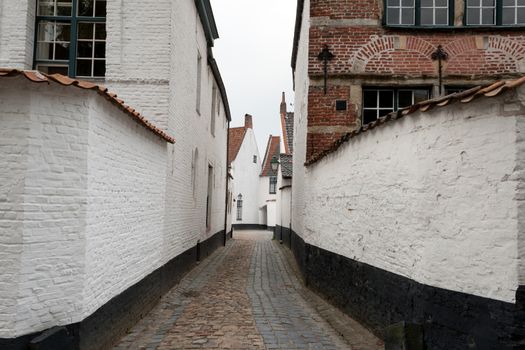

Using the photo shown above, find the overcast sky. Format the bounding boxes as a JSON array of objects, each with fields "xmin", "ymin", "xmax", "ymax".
[{"xmin": 211, "ymin": 0, "xmax": 297, "ymax": 154}]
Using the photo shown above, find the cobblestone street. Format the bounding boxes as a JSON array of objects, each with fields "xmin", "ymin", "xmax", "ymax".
[{"xmin": 114, "ymin": 231, "xmax": 383, "ymax": 350}]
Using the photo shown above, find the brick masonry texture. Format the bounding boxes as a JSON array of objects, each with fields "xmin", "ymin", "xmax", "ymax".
[
  {"xmin": 113, "ymin": 231, "xmax": 382, "ymax": 349},
  {"xmin": 301, "ymin": 0, "xmax": 525, "ymax": 159}
]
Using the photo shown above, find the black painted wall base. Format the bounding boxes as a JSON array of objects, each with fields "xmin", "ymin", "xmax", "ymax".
[
  {"xmin": 285, "ymin": 230, "xmax": 525, "ymax": 349},
  {"xmin": 0, "ymin": 230, "xmax": 227, "ymax": 350},
  {"xmin": 275, "ymin": 225, "xmax": 292, "ymax": 248},
  {"xmin": 232, "ymin": 223, "xmax": 268, "ymax": 231}
]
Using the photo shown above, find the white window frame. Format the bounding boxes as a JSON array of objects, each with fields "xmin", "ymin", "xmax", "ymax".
[
  {"xmin": 386, "ymin": 0, "xmax": 416, "ymax": 25},
  {"xmin": 466, "ymin": 0, "xmax": 496, "ymax": 25},
  {"xmin": 502, "ymin": 0, "xmax": 525, "ymax": 24},
  {"xmin": 420, "ymin": 0, "xmax": 450, "ymax": 25}
]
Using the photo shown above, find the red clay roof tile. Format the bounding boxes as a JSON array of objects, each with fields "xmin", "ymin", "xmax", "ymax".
[
  {"xmin": 261, "ymin": 135, "xmax": 280, "ymax": 177},
  {"xmin": 228, "ymin": 127, "xmax": 247, "ymax": 165},
  {"xmin": 0, "ymin": 68, "xmax": 175, "ymax": 144}
]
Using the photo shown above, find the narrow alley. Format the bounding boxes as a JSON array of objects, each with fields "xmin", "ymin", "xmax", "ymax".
[{"xmin": 113, "ymin": 231, "xmax": 382, "ymax": 350}]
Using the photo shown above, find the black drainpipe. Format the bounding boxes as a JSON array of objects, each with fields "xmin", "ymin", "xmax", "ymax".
[{"xmin": 223, "ymin": 120, "xmax": 231, "ymax": 246}]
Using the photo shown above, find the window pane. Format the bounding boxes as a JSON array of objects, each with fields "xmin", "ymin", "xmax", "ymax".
[
  {"xmin": 55, "ymin": 23, "xmax": 70, "ymax": 41},
  {"xmin": 93, "ymin": 60, "xmax": 105, "ymax": 77},
  {"xmin": 388, "ymin": 0, "xmax": 400, "ymax": 5},
  {"xmin": 37, "ymin": 43, "xmax": 54, "ymax": 60},
  {"xmin": 378, "ymin": 109, "xmax": 394, "ymax": 118},
  {"xmin": 503, "ymin": 7, "xmax": 515, "ymax": 24},
  {"xmin": 518, "ymin": 8, "xmax": 525, "ymax": 23},
  {"xmin": 436, "ymin": 0, "xmax": 448, "ymax": 6},
  {"xmin": 77, "ymin": 42, "xmax": 93, "ymax": 58},
  {"xmin": 76, "ymin": 59, "xmax": 92, "ymax": 76},
  {"xmin": 54, "ymin": 42, "xmax": 70, "ymax": 59},
  {"xmin": 387, "ymin": 8, "xmax": 400, "ymax": 24},
  {"xmin": 363, "ymin": 110, "xmax": 377, "ymax": 125},
  {"xmin": 363, "ymin": 91, "xmax": 377, "ymax": 108},
  {"xmin": 519, "ymin": 0, "xmax": 525, "ymax": 5},
  {"xmin": 78, "ymin": 0, "xmax": 94, "ymax": 16},
  {"xmin": 467, "ymin": 8, "xmax": 480, "ymax": 24},
  {"xmin": 95, "ymin": 0, "xmax": 107, "ymax": 17},
  {"xmin": 39, "ymin": 3, "xmax": 55, "ymax": 16},
  {"xmin": 413, "ymin": 90, "xmax": 429, "ymax": 103},
  {"xmin": 398, "ymin": 91, "xmax": 413, "ymax": 108},
  {"xmin": 95, "ymin": 23, "xmax": 106, "ymax": 40},
  {"xmin": 379, "ymin": 90, "xmax": 394, "ymax": 108},
  {"xmin": 56, "ymin": 1, "xmax": 72, "ymax": 16},
  {"xmin": 482, "ymin": 8, "xmax": 495, "ymax": 24},
  {"xmin": 78, "ymin": 23, "xmax": 94, "ymax": 39},
  {"xmin": 402, "ymin": 0, "xmax": 414, "ymax": 5},
  {"xmin": 401, "ymin": 8, "xmax": 414, "ymax": 24},
  {"xmin": 482, "ymin": 0, "xmax": 495, "ymax": 5},
  {"xmin": 503, "ymin": 0, "xmax": 515, "ymax": 5},
  {"xmin": 420, "ymin": 8, "xmax": 433, "ymax": 25},
  {"xmin": 435, "ymin": 8, "xmax": 448, "ymax": 24},
  {"xmin": 37, "ymin": 65, "xmax": 68, "ymax": 75},
  {"xmin": 421, "ymin": 0, "xmax": 432, "ymax": 6},
  {"xmin": 38, "ymin": 21, "xmax": 55, "ymax": 42},
  {"xmin": 94, "ymin": 42, "xmax": 105, "ymax": 58}
]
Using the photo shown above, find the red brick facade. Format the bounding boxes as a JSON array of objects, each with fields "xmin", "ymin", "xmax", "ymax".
[{"xmin": 302, "ymin": 0, "xmax": 525, "ymax": 160}]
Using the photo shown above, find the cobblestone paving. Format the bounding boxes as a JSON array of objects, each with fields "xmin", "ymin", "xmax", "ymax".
[{"xmin": 113, "ymin": 230, "xmax": 382, "ymax": 349}]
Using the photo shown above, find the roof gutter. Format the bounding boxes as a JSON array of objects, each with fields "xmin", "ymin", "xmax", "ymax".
[
  {"xmin": 195, "ymin": 0, "xmax": 219, "ymax": 47},
  {"xmin": 208, "ymin": 49, "xmax": 232, "ymax": 122},
  {"xmin": 291, "ymin": 0, "xmax": 305, "ymax": 84}
]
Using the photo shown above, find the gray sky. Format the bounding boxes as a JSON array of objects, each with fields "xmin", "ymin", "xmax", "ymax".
[{"xmin": 211, "ymin": 0, "xmax": 296, "ymax": 155}]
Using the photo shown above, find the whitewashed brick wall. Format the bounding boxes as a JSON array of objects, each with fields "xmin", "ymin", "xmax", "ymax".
[
  {"xmin": 0, "ymin": 78, "xmax": 168, "ymax": 337},
  {"xmin": 0, "ymin": 0, "xmax": 34, "ymax": 69},
  {"xmin": 291, "ymin": 0, "xmax": 311, "ymax": 238},
  {"xmin": 294, "ymin": 84, "xmax": 525, "ymax": 304},
  {"xmin": 0, "ymin": 0, "xmax": 229, "ymax": 337}
]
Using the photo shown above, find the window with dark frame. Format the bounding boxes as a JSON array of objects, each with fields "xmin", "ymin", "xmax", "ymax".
[
  {"xmin": 269, "ymin": 176, "xmax": 277, "ymax": 194},
  {"xmin": 362, "ymin": 88, "xmax": 430, "ymax": 125},
  {"xmin": 236, "ymin": 194, "xmax": 243, "ymax": 221},
  {"xmin": 386, "ymin": 0, "xmax": 452, "ymax": 26},
  {"xmin": 35, "ymin": 0, "xmax": 106, "ymax": 78},
  {"xmin": 466, "ymin": 0, "xmax": 525, "ymax": 25}
]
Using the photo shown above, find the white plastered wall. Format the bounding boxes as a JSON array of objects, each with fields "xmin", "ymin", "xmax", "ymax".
[{"xmin": 298, "ymin": 88, "xmax": 525, "ymax": 304}]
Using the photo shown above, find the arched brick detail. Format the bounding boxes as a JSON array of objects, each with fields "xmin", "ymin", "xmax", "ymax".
[
  {"xmin": 406, "ymin": 36, "xmax": 437, "ymax": 57},
  {"xmin": 354, "ymin": 36, "xmax": 397, "ymax": 62},
  {"xmin": 444, "ymin": 49, "xmax": 518, "ymax": 75},
  {"xmin": 352, "ymin": 36, "xmax": 436, "ymax": 73},
  {"xmin": 488, "ymin": 36, "xmax": 525, "ymax": 62},
  {"xmin": 443, "ymin": 36, "xmax": 525, "ymax": 73},
  {"xmin": 443, "ymin": 37, "xmax": 478, "ymax": 57}
]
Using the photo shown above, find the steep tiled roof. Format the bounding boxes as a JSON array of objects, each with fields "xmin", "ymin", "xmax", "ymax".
[
  {"xmin": 283, "ymin": 112, "xmax": 294, "ymax": 154},
  {"xmin": 261, "ymin": 135, "xmax": 281, "ymax": 177},
  {"xmin": 280, "ymin": 153, "xmax": 293, "ymax": 178},
  {"xmin": 228, "ymin": 127, "xmax": 247, "ymax": 165},
  {"xmin": 305, "ymin": 76, "xmax": 525, "ymax": 166},
  {"xmin": 0, "ymin": 68, "xmax": 175, "ymax": 143}
]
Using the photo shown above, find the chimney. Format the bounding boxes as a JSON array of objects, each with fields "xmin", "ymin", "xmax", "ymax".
[
  {"xmin": 245, "ymin": 114, "xmax": 253, "ymax": 129},
  {"xmin": 280, "ymin": 92, "xmax": 287, "ymax": 115}
]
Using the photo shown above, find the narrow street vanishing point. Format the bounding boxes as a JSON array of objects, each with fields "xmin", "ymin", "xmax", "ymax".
[{"xmin": 114, "ymin": 231, "xmax": 383, "ymax": 350}]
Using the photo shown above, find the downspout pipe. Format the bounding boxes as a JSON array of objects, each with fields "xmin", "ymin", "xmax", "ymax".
[{"xmin": 223, "ymin": 120, "xmax": 230, "ymax": 246}]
